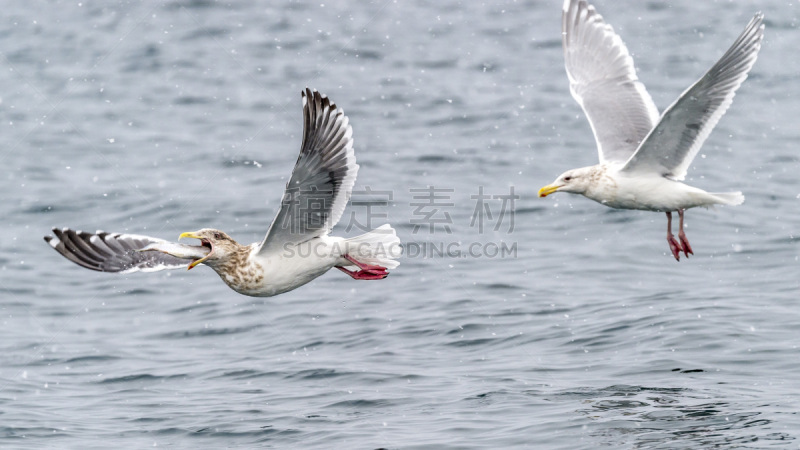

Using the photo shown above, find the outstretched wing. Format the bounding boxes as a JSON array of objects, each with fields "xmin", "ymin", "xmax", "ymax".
[
  {"xmin": 621, "ymin": 13, "xmax": 764, "ymax": 180},
  {"xmin": 562, "ymin": 0, "xmax": 660, "ymax": 163},
  {"xmin": 44, "ymin": 228, "xmax": 207, "ymax": 273},
  {"xmin": 257, "ymin": 88, "xmax": 358, "ymax": 255}
]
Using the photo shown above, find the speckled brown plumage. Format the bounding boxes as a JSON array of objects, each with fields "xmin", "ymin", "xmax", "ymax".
[
  {"xmin": 184, "ymin": 232, "xmax": 267, "ymax": 294},
  {"xmin": 43, "ymin": 89, "xmax": 401, "ymax": 297}
]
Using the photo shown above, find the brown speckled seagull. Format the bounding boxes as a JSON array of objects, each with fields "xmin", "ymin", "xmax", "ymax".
[{"xmin": 45, "ymin": 89, "xmax": 401, "ymax": 297}]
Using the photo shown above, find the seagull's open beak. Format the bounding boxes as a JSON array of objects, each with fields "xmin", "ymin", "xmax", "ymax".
[
  {"xmin": 179, "ymin": 231, "xmax": 212, "ymax": 270},
  {"xmin": 538, "ymin": 184, "xmax": 560, "ymax": 198}
]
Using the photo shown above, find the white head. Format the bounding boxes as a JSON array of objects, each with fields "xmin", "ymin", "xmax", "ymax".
[{"xmin": 538, "ymin": 166, "xmax": 597, "ymax": 197}]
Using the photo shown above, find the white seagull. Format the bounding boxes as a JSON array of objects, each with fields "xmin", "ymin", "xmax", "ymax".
[
  {"xmin": 45, "ymin": 89, "xmax": 401, "ymax": 296},
  {"xmin": 538, "ymin": 0, "xmax": 764, "ymax": 260}
]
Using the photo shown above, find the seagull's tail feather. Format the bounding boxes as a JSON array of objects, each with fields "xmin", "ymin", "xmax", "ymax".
[
  {"xmin": 711, "ymin": 191, "xmax": 745, "ymax": 206},
  {"xmin": 343, "ymin": 224, "xmax": 402, "ymax": 269}
]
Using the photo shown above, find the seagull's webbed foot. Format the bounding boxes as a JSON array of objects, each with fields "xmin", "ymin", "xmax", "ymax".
[
  {"xmin": 336, "ymin": 266, "xmax": 388, "ymax": 280},
  {"xmin": 667, "ymin": 234, "xmax": 683, "ymax": 261},
  {"xmin": 678, "ymin": 231, "xmax": 693, "ymax": 257},
  {"xmin": 336, "ymin": 254, "xmax": 389, "ymax": 280},
  {"xmin": 665, "ymin": 211, "xmax": 683, "ymax": 261}
]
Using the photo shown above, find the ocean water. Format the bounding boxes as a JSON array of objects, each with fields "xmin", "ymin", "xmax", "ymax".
[{"xmin": 1, "ymin": 0, "xmax": 799, "ymax": 448}]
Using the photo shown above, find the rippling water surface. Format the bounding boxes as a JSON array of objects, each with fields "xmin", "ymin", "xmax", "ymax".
[{"xmin": 1, "ymin": 0, "xmax": 799, "ymax": 448}]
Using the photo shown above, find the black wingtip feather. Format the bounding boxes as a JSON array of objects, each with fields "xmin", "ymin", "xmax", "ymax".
[{"xmin": 44, "ymin": 227, "xmax": 193, "ymax": 273}]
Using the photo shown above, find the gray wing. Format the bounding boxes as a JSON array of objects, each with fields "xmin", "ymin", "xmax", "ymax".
[
  {"xmin": 44, "ymin": 228, "xmax": 201, "ymax": 273},
  {"xmin": 562, "ymin": 0, "xmax": 660, "ymax": 163},
  {"xmin": 621, "ymin": 13, "xmax": 764, "ymax": 180},
  {"xmin": 257, "ymin": 88, "xmax": 357, "ymax": 255}
]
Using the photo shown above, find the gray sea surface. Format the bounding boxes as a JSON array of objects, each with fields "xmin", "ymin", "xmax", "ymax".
[{"xmin": 1, "ymin": 0, "xmax": 799, "ymax": 448}]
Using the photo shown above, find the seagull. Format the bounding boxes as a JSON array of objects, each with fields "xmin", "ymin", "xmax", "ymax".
[
  {"xmin": 538, "ymin": 0, "xmax": 764, "ymax": 260},
  {"xmin": 45, "ymin": 89, "xmax": 401, "ymax": 296}
]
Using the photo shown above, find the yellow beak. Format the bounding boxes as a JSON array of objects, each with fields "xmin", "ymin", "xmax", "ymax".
[
  {"xmin": 538, "ymin": 184, "xmax": 560, "ymax": 198},
  {"xmin": 179, "ymin": 231, "xmax": 210, "ymax": 270},
  {"xmin": 179, "ymin": 231, "xmax": 202, "ymax": 240}
]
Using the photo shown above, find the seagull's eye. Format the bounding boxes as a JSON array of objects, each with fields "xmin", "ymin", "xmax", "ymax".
[
  {"xmin": 564, "ymin": 176, "xmax": 572, "ymax": 182},
  {"xmin": 213, "ymin": 232, "xmax": 222, "ymax": 240}
]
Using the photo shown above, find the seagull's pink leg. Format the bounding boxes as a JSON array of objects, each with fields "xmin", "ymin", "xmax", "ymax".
[
  {"xmin": 677, "ymin": 209, "xmax": 693, "ymax": 257},
  {"xmin": 666, "ymin": 212, "xmax": 682, "ymax": 261},
  {"xmin": 335, "ymin": 254, "xmax": 389, "ymax": 280}
]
